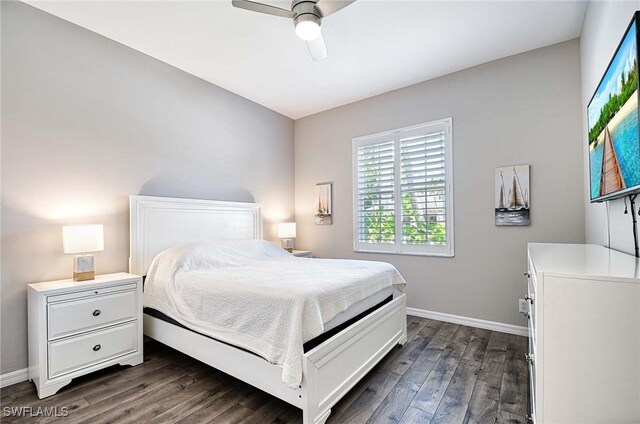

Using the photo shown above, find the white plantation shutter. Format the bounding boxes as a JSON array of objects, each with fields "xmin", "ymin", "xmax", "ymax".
[
  {"xmin": 353, "ymin": 119, "xmax": 454, "ymax": 256},
  {"xmin": 356, "ymin": 139, "xmax": 396, "ymax": 247},
  {"xmin": 400, "ymin": 127, "xmax": 447, "ymax": 247}
]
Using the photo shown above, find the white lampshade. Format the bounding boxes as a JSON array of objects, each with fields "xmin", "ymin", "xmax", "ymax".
[
  {"xmin": 62, "ymin": 225, "xmax": 104, "ymax": 254},
  {"xmin": 277, "ymin": 222, "xmax": 296, "ymax": 239}
]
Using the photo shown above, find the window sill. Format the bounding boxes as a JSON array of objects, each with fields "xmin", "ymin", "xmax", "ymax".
[{"xmin": 353, "ymin": 248, "xmax": 454, "ymax": 258}]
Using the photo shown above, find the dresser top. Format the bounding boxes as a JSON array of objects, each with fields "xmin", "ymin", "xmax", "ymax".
[
  {"xmin": 28, "ymin": 272, "xmax": 141, "ymax": 292},
  {"xmin": 528, "ymin": 243, "xmax": 640, "ymax": 282}
]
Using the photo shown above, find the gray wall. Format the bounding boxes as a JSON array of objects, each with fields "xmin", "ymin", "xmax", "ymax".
[
  {"xmin": 581, "ymin": 1, "xmax": 640, "ymax": 253},
  {"xmin": 1, "ymin": 2, "xmax": 294, "ymax": 374},
  {"xmin": 294, "ymin": 40, "xmax": 585, "ymax": 327}
]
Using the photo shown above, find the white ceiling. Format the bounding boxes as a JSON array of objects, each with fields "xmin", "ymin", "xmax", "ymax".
[{"xmin": 27, "ymin": 0, "xmax": 587, "ymax": 119}]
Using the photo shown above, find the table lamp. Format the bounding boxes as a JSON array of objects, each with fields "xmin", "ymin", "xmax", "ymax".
[
  {"xmin": 277, "ymin": 222, "xmax": 296, "ymax": 253},
  {"xmin": 62, "ymin": 224, "xmax": 104, "ymax": 281}
]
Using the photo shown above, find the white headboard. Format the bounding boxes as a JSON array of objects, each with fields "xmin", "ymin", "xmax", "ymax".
[{"xmin": 129, "ymin": 195, "xmax": 262, "ymax": 276}]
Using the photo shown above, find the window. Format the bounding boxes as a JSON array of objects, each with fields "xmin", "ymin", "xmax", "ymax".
[{"xmin": 353, "ymin": 118, "xmax": 454, "ymax": 257}]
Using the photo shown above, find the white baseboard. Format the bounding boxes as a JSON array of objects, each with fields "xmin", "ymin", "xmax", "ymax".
[
  {"xmin": 407, "ymin": 307, "xmax": 528, "ymax": 337},
  {"xmin": 0, "ymin": 368, "xmax": 29, "ymax": 388}
]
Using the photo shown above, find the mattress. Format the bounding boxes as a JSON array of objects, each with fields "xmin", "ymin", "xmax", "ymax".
[
  {"xmin": 322, "ymin": 286, "xmax": 393, "ymax": 333},
  {"xmin": 143, "ymin": 240, "xmax": 407, "ymax": 387},
  {"xmin": 143, "ymin": 291, "xmax": 393, "ymax": 353}
]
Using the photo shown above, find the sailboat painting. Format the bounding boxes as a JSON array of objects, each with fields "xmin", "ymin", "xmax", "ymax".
[
  {"xmin": 495, "ymin": 165, "xmax": 530, "ymax": 226},
  {"xmin": 315, "ymin": 182, "xmax": 333, "ymax": 225}
]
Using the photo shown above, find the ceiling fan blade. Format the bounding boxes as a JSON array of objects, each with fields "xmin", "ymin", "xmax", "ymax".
[
  {"xmin": 232, "ymin": 0, "xmax": 295, "ymax": 19},
  {"xmin": 307, "ymin": 34, "xmax": 328, "ymax": 61},
  {"xmin": 314, "ymin": 0, "xmax": 356, "ymax": 17}
]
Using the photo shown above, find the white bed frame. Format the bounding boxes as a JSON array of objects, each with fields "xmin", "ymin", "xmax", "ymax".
[{"xmin": 130, "ymin": 195, "xmax": 407, "ymax": 424}]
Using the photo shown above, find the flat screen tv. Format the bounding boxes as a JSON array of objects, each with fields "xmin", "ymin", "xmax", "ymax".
[{"xmin": 589, "ymin": 12, "xmax": 640, "ymax": 202}]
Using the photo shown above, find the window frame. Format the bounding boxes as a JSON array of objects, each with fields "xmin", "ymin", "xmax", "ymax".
[{"xmin": 352, "ymin": 118, "xmax": 455, "ymax": 257}]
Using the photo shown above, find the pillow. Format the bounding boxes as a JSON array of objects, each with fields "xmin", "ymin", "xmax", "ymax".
[{"xmin": 151, "ymin": 239, "xmax": 291, "ymax": 275}]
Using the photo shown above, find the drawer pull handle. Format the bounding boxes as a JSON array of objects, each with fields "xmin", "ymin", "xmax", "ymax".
[
  {"xmin": 525, "ymin": 353, "xmax": 535, "ymax": 364},
  {"xmin": 92, "ymin": 309, "xmax": 101, "ymax": 317},
  {"xmin": 93, "ymin": 344, "xmax": 101, "ymax": 352}
]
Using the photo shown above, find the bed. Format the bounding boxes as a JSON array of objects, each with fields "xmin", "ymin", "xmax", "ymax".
[{"xmin": 130, "ymin": 195, "xmax": 408, "ymax": 424}]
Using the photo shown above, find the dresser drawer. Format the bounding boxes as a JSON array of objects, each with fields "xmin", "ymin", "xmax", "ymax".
[
  {"xmin": 528, "ymin": 358, "xmax": 537, "ymax": 423},
  {"xmin": 48, "ymin": 322, "xmax": 137, "ymax": 379},
  {"xmin": 526, "ymin": 271, "xmax": 537, "ymax": 332},
  {"xmin": 48, "ymin": 290, "xmax": 137, "ymax": 340},
  {"xmin": 527, "ymin": 313, "xmax": 536, "ymax": 358}
]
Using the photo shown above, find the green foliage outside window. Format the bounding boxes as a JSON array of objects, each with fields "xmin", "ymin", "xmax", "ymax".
[
  {"xmin": 401, "ymin": 194, "xmax": 446, "ymax": 244},
  {"xmin": 361, "ymin": 193, "xmax": 446, "ymax": 245}
]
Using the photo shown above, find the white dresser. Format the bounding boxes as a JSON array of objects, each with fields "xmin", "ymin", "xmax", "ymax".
[
  {"xmin": 28, "ymin": 273, "xmax": 143, "ymax": 398},
  {"xmin": 526, "ymin": 243, "xmax": 640, "ymax": 423}
]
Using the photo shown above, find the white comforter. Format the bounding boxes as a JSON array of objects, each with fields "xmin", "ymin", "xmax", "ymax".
[{"xmin": 143, "ymin": 240, "xmax": 406, "ymax": 387}]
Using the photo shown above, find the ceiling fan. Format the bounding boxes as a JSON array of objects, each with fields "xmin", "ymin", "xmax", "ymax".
[{"xmin": 231, "ymin": 0, "xmax": 356, "ymax": 61}]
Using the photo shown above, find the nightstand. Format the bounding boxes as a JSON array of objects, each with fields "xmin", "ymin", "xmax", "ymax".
[
  {"xmin": 292, "ymin": 250, "xmax": 312, "ymax": 258},
  {"xmin": 28, "ymin": 272, "xmax": 143, "ymax": 398}
]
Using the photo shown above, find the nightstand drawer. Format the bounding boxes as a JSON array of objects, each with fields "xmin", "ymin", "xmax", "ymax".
[
  {"xmin": 48, "ymin": 322, "xmax": 137, "ymax": 379},
  {"xmin": 47, "ymin": 282, "xmax": 137, "ymax": 303},
  {"xmin": 48, "ymin": 290, "xmax": 137, "ymax": 340}
]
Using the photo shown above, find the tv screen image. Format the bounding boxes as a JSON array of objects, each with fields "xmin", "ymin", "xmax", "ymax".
[{"xmin": 588, "ymin": 14, "xmax": 640, "ymax": 202}]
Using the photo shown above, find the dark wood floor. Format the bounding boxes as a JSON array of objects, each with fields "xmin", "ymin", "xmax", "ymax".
[{"xmin": 0, "ymin": 317, "xmax": 529, "ymax": 423}]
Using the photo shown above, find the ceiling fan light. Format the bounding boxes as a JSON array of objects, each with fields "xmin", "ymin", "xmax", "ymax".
[{"xmin": 294, "ymin": 14, "xmax": 321, "ymax": 41}]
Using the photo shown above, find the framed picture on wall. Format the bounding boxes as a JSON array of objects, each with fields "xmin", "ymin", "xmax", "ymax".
[
  {"xmin": 315, "ymin": 183, "xmax": 332, "ymax": 225},
  {"xmin": 495, "ymin": 165, "xmax": 530, "ymax": 226}
]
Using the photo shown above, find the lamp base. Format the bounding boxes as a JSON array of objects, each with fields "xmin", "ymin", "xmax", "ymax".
[
  {"xmin": 73, "ymin": 255, "xmax": 95, "ymax": 282},
  {"xmin": 281, "ymin": 238, "xmax": 294, "ymax": 253},
  {"xmin": 74, "ymin": 271, "xmax": 95, "ymax": 281}
]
